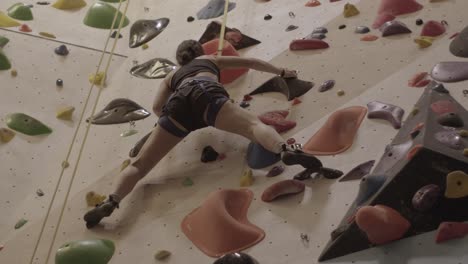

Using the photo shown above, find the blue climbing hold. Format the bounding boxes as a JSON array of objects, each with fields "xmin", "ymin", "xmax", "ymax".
[
  {"xmin": 246, "ymin": 142, "xmax": 280, "ymax": 169},
  {"xmin": 354, "ymin": 174, "xmax": 387, "ymax": 206}
]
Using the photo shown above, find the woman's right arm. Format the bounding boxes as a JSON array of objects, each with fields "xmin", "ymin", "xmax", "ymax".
[{"xmin": 210, "ymin": 56, "xmax": 297, "ymax": 78}]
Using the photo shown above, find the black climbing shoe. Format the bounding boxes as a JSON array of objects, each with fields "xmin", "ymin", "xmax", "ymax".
[
  {"xmin": 84, "ymin": 199, "xmax": 119, "ymax": 229},
  {"xmin": 281, "ymin": 149, "xmax": 323, "ymax": 170}
]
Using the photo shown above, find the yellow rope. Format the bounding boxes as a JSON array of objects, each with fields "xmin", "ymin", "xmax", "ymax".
[
  {"xmin": 28, "ymin": 0, "xmax": 130, "ymax": 263},
  {"xmin": 217, "ymin": 0, "xmax": 230, "ymax": 56}
]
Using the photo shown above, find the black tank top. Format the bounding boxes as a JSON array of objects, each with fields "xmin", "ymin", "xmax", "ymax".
[{"xmin": 170, "ymin": 59, "xmax": 221, "ymax": 90}]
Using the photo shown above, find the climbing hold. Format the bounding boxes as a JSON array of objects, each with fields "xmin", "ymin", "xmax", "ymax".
[
  {"xmin": 464, "ymin": 149, "xmax": 468, "ymax": 157},
  {"xmin": 37, "ymin": 1, "xmax": 50, "ymax": 5},
  {"xmin": 100, "ymin": 0, "xmax": 128, "ymax": 2},
  {"xmin": 0, "ymin": 35, "xmax": 9, "ymax": 48},
  {"xmin": 436, "ymin": 222, "xmax": 468, "ymax": 244},
  {"xmin": 0, "ymin": 51, "xmax": 12, "ymax": 71},
  {"xmin": 412, "ymin": 184, "xmax": 441, "ymax": 212},
  {"xmin": 445, "ymin": 171, "xmax": 468, "ymax": 198},
  {"xmin": 407, "ymin": 144, "xmax": 423, "ymax": 160},
  {"xmin": 56, "ymin": 239, "xmax": 115, "ymax": 264},
  {"xmin": 303, "ymin": 106, "xmax": 367, "ymax": 155},
  {"xmin": 343, "ymin": 3, "xmax": 359, "ymax": 18},
  {"xmin": 354, "ymin": 174, "xmax": 387, "ymax": 206},
  {"xmin": 86, "ymin": 191, "xmax": 106, "ymax": 207},
  {"xmin": 240, "ymin": 169, "xmax": 254, "ymax": 187},
  {"xmin": 416, "ymin": 18, "xmax": 423, "ymax": 26},
  {"xmin": 141, "ymin": 44, "xmax": 149, "ymax": 50},
  {"xmin": 261, "ymin": 180, "xmax": 305, "ymax": 202},
  {"xmin": 240, "ymin": 101, "xmax": 250, "ymax": 108},
  {"xmin": 380, "ymin": 21, "xmax": 412, "ymax": 37},
  {"xmin": 214, "ymin": 253, "xmax": 258, "ymax": 264},
  {"xmin": 89, "ymin": 72, "xmax": 106, "ymax": 86},
  {"xmin": 410, "ymin": 107, "xmax": 419, "ymax": 118},
  {"xmin": 367, "ymin": 101, "xmax": 405, "ymax": 129},
  {"xmin": 429, "ymin": 81, "xmax": 449, "ymax": 94},
  {"xmin": 249, "ymin": 76, "xmax": 313, "ymax": 101},
  {"xmin": 15, "ymin": 218, "xmax": 28, "ymax": 229},
  {"xmin": 130, "ymin": 58, "xmax": 176, "ymax": 79},
  {"xmin": 287, "ymin": 138, "xmax": 296, "ymax": 145},
  {"xmin": 61, "ymin": 161, "xmax": 69, "ymax": 168},
  {"xmin": 355, "ymin": 26, "xmax": 370, "ymax": 34},
  {"xmin": 36, "ymin": 189, "xmax": 44, "ymax": 196},
  {"xmin": 120, "ymin": 129, "xmax": 138, "ymax": 137},
  {"xmin": 187, "ymin": 16, "xmax": 195, "ymax": 22},
  {"xmin": 437, "ymin": 112, "xmax": 464, "ymax": 128},
  {"xmin": 56, "ymin": 78, "xmax": 64, "ymax": 86},
  {"xmin": 376, "ymin": 0, "xmax": 423, "ymax": 17},
  {"xmin": 110, "ymin": 31, "xmax": 122, "ymax": 39},
  {"xmin": 246, "ymin": 142, "xmax": 280, "ymax": 169},
  {"xmin": 243, "ymin": 94, "xmax": 252, "ymax": 101},
  {"xmin": 56, "ymin": 106, "xmax": 75, "ymax": 120},
  {"xmin": 289, "ymin": 39, "xmax": 329, "ymax": 51},
  {"xmin": 83, "ymin": 2, "xmax": 130, "ymax": 29},
  {"xmin": 120, "ymin": 159, "xmax": 131, "ymax": 171},
  {"xmin": 338, "ymin": 24, "xmax": 346, "ymax": 30},
  {"xmin": 372, "ymin": 13, "xmax": 395, "ymax": 29},
  {"xmin": 0, "ymin": 128, "xmax": 15, "ymax": 143},
  {"xmin": 52, "ymin": 0, "xmax": 86, "ymax": 10},
  {"xmin": 460, "ymin": 130, "xmax": 468, "ymax": 138},
  {"xmin": 339, "ymin": 160, "xmax": 375, "ymax": 182},
  {"xmin": 155, "ymin": 250, "xmax": 171, "ymax": 260},
  {"xmin": 55, "ymin": 45, "xmax": 69, "ymax": 56},
  {"xmin": 293, "ymin": 168, "xmax": 316, "ymax": 181},
  {"xmin": 199, "ymin": 21, "xmax": 261, "ymax": 51},
  {"xmin": 431, "ymin": 100, "xmax": 455, "ymax": 115},
  {"xmin": 258, "ymin": 110, "xmax": 296, "ymax": 133},
  {"xmin": 292, "ymin": 98, "xmax": 302, "ymax": 105},
  {"xmin": 414, "ymin": 36, "xmax": 434, "ymax": 49},
  {"xmin": 129, "ymin": 18, "xmax": 170, "ymax": 48},
  {"xmin": 306, "ymin": 33, "xmax": 326, "ymax": 40},
  {"xmin": 87, "ymin": 99, "xmax": 150, "ymax": 125},
  {"xmin": 450, "ymin": 26, "xmax": 468, "ymax": 58},
  {"xmin": 7, "ymin": 3, "xmax": 33, "ymax": 21},
  {"xmin": 421, "ymin": 20, "xmax": 445, "ymax": 37},
  {"xmin": 286, "ymin": 25, "xmax": 298, "ymax": 32},
  {"xmin": 408, "ymin": 72, "xmax": 430, "ymax": 87},
  {"xmin": 266, "ymin": 165, "xmax": 285, "ymax": 177},
  {"xmin": 39, "ymin": 32, "xmax": 56, "ymax": 38},
  {"xmin": 264, "ymin": 14, "xmax": 272, "ymax": 20},
  {"xmin": 305, "ymin": 0, "xmax": 321, "ymax": 7},
  {"xmin": 201, "ymin": 146, "xmax": 219, "ymax": 162},
  {"xmin": 319, "ymin": 167, "xmax": 344, "ymax": 179},
  {"xmin": 0, "ymin": 12, "xmax": 21, "ymax": 27},
  {"xmin": 319, "ymin": 80, "xmax": 335, "ymax": 93},
  {"xmin": 361, "ymin": 34, "xmax": 379, "ymax": 41},
  {"xmin": 337, "ymin": 90, "xmax": 345, "ymax": 96},
  {"xmin": 313, "ymin": 27, "xmax": 328, "ymax": 34},
  {"xmin": 19, "ymin": 24, "xmax": 32, "ymax": 32},
  {"xmin": 197, "ymin": 0, "xmax": 236, "ymax": 20},
  {"xmin": 431, "ymin": 61, "xmax": 468, "ymax": 83},
  {"xmin": 182, "ymin": 177, "xmax": 194, "ymax": 187},
  {"xmin": 355, "ymin": 205, "xmax": 410, "ymax": 245},
  {"xmin": 7, "ymin": 113, "xmax": 52, "ymax": 136}
]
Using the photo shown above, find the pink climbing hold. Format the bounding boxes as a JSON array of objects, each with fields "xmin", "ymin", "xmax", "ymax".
[
  {"xmin": 19, "ymin": 24, "xmax": 32, "ymax": 32},
  {"xmin": 361, "ymin": 34, "xmax": 379, "ymax": 41},
  {"xmin": 408, "ymin": 72, "xmax": 430, "ymax": 87},
  {"xmin": 421, "ymin": 20, "xmax": 446, "ymax": 37},
  {"xmin": 436, "ymin": 222, "xmax": 468, "ymax": 244},
  {"xmin": 305, "ymin": 0, "xmax": 321, "ymax": 7},
  {"xmin": 355, "ymin": 205, "xmax": 411, "ymax": 245},
  {"xmin": 258, "ymin": 110, "xmax": 296, "ymax": 133},
  {"xmin": 450, "ymin": 32, "xmax": 459, "ymax": 40},
  {"xmin": 377, "ymin": 0, "xmax": 423, "ymax": 17},
  {"xmin": 289, "ymin": 39, "xmax": 329, "ymax": 51},
  {"xmin": 292, "ymin": 98, "xmax": 302, "ymax": 105},
  {"xmin": 431, "ymin": 100, "xmax": 456, "ymax": 115},
  {"xmin": 261, "ymin": 180, "xmax": 305, "ymax": 202}
]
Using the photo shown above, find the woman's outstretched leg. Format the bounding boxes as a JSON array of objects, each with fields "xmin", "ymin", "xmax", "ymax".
[{"xmin": 84, "ymin": 124, "xmax": 183, "ymax": 228}]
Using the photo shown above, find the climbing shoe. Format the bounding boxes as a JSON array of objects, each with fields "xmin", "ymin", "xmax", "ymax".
[
  {"xmin": 84, "ymin": 198, "xmax": 119, "ymax": 229},
  {"xmin": 281, "ymin": 149, "xmax": 323, "ymax": 170}
]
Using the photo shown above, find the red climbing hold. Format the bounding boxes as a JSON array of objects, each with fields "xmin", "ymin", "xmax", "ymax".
[
  {"xmin": 305, "ymin": 0, "xmax": 321, "ymax": 7},
  {"xmin": 292, "ymin": 98, "xmax": 302, "ymax": 105},
  {"xmin": 287, "ymin": 138, "xmax": 296, "ymax": 145},
  {"xmin": 431, "ymin": 100, "xmax": 456, "ymax": 115},
  {"xmin": 243, "ymin": 94, "xmax": 253, "ymax": 101},
  {"xmin": 289, "ymin": 39, "xmax": 329, "ymax": 51},
  {"xmin": 258, "ymin": 110, "xmax": 296, "ymax": 133},
  {"xmin": 19, "ymin": 24, "xmax": 32, "ymax": 32},
  {"xmin": 421, "ymin": 20, "xmax": 446, "ymax": 37},
  {"xmin": 372, "ymin": 13, "xmax": 395, "ymax": 29},
  {"xmin": 450, "ymin": 33, "xmax": 459, "ymax": 40},
  {"xmin": 377, "ymin": 0, "xmax": 423, "ymax": 17},
  {"xmin": 361, "ymin": 34, "xmax": 379, "ymax": 41},
  {"xmin": 408, "ymin": 72, "xmax": 430, "ymax": 87},
  {"xmin": 436, "ymin": 222, "xmax": 468, "ymax": 244},
  {"xmin": 261, "ymin": 180, "xmax": 305, "ymax": 202}
]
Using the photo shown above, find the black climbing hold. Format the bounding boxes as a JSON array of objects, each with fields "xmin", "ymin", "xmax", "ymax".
[
  {"xmin": 187, "ymin": 16, "xmax": 195, "ymax": 22},
  {"xmin": 264, "ymin": 14, "xmax": 272, "ymax": 20},
  {"xmin": 289, "ymin": 11, "xmax": 295, "ymax": 18},
  {"xmin": 286, "ymin": 25, "xmax": 298, "ymax": 32},
  {"xmin": 56, "ymin": 79, "xmax": 63, "ymax": 86},
  {"xmin": 54, "ymin": 45, "xmax": 69, "ymax": 56},
  {"xmin": 201, "ymin": 146, "xmax": 219, "ymax": 163},
  {"xmin": 293, "ymin": 168, "xmax": 315, "ymax": 181},
  {"xmin": 319, "ymin": 167, "xmax": 344, "ymax": 179},
  {"xmin": 36, "ymin": 1, "xmax": 50, "ymax": 5},
  {"xmin": 338, "ymin": 24, "xmax": 346, "ymax": 30},
  {"xmin": 313, "ymin": 27, "xmax": 328, "ymax": 34},
  {"xmin": 437, "ymin": 112, "xmax": 464, "ymax": 128},
  {"xmin": 110, "ymin": 31, "xmax": 122, "ymax": 39},
  {"xmin": 429, "ymin": 81, "xmax": 449, "ymax": 94},
  {"xmin": 240, "ymin": 101, "xmax": 250, "ymax": 108},
  {"xmin": 416, "ymin": 19, "xmax": 423, "ymax": 26},
  {"xmin": 214, "ymin": 252, "xmax": 258, "ymax": 264},
  {"xmin": 355, "ymin": 26, "xmax": 370, "ymax": 34}
]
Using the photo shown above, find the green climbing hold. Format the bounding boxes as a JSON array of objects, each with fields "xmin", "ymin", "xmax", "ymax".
[
  {"xmin": 154, "ymin": 250, "xmax": 171, "ymax": 260},
  {"xmin": 6, "ymin": 113, "xmax": 52, "ymax": 136},
  {"xmin": 56, "ymin": 239, "xmax": 115, "ymax": 264},
  {"xmin": 7, "ymin": 3, "xmax": 33, "ymax": 21},
  {"xmin": 182, "ymin": 177, "xmax": 194, "ymax": 186},
  {"xmin": 83, "ymin": 2, "xmax": 129, "ymax": 29},
  {"xmin": 0, "ymin": 35, "xmax": 9, "ymax": 48},
  {"xmin": 15, "ymin": 218, "xmax": 28, "ymax": 229},
  {"xmin": 0, "ymin": 51, "xmax": 11, "ymax": 70}
]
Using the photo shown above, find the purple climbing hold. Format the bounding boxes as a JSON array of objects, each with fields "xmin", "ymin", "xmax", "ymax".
[
  {"xmin": 437, "ymin": 113, "xmax": 464, "ymax": 128},
  {"xmin": 319, "ymin": 80, "xmax": 335, "ymax": 93},
  {"xmin": 431, "ymin": 62, "xmax": 468, "ymax": 83},
  {"xmin": 367, "ymin": 101, "xmax": 405, "ymax": 129},
  {"xmin": 339, "ymin": 160, "xmax": 376, "ymax": 182},
  {"xmin": 54, "ymin": 45, "xmax": 69, "ymax": 56},
  {"xmin": 293, "ymin": 168, "xmax": 316, "ymax": 181},
  {"xmin": 435, "ymin": 127, "xmax": 465, "ymax": 150},
  {"xmin": 266, "ymin": 165, "xmax": 285, "ymax": 177},
  {"xmin": 305, "ymin": 33, "xmax": 326, "ymax": 40},
  {"xmin": 380, "ymin": 20, "xmax": 412, "ymax": 37},
  {"xmin": 412, "ymin": 184, "xmax": 440, "ymax": 212}
]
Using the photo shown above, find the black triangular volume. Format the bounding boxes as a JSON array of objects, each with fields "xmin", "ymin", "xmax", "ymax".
[{"xmin": 199, "ymin": 21, "xmax": 261, "ymax": 50}]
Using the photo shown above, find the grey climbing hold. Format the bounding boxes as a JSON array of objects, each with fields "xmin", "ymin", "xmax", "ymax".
[
  {"xmin": 196, "ymin": 0, "xmax": 236, "ymax": 20},
  {"xmin": 380, "ymin": 20, "xmax": 411, "ymax": 37},
  {"xmin": 313, "ymin": 27, "xmax": 328, "ymax": 34},
  {"xmin": 428, "ymin": 81, "xmax": 449, "ymax": 94},
  {"xmin": 54, "ymin": 45, "xmax": 69, "ymax": 56},
  {"xmin": 450, "ymin": 26, "xmax": 468, "ymax": 58},
  {"xmin": 339, "ymin": 160, "xmax": 376, "ymax": 182},
  {"xmin": 431, "ymin": 61, "xmax": 468, "ymax": 83},
  {"xmin": 367, "ymin": 101, "xmax": 405, "ymax": 129},
  {"xmin": 130, "ymin": 58, "xmax": 176, "ymax": 79},
  {"xmin": 305, "ymin": 33, "xmax": 326, "ymax": 40},
  {"xmin": 214, "ymin": 253, "xmax": 258, "ymax": 264},
  {"xmin": 355, "ymin": 26, "xmax": 370, "ymax": 34},
  {"xmin": 319, "ymin": 167, "xmax": 344, "ymax": 179},
  {"xmin": 437, "ymin": 113, "xmax": 464, "ymax": 128},
  {"xmin": 129, "ymin": 18, "xmax": 169, "ymax": 48},
  {"xmin": 110, "ymin": 31, "xmax": 122, "ymax": 38},
  {"xmin": 319, "ymin": 80, "xmax": 335, "ymax": 92},
  {"xmin": 354, "ymin": 174, "xmax": 387, "ymax": 206},
  {"xmin": 187, "ymin": 16, "xmax": 195, "ymax": 22},
  {"xmin": 56, "ymin": 79, "xmax": 63, "ymax": 86},
  {"xmin": 286, "ymin": 25, "xmax": 298, "ymax": 32},
  {"xmin": 87, "ymin": 98, "xmax": 150, "ymax": 125},
  {"xmin": 36, "ymin": 189, "xmax": 44, "ymax": 196},
  {"xmin": 435, "ymin": 127, "xmax": 465, "ymax": 150}
]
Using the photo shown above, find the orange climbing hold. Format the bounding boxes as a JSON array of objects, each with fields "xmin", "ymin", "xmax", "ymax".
[
  {"xmin": 407, "ymin": 144, "xmax": 423, "ymax": 160},
  {"xmin": 19, "ymin": 24, "xmax": 31, "ymax": 32},
  {"xmin": 361, "ymin": 34, "xmax": 379, "ymax": 41},
  {"xmin": 292, "ymin": 98, "xmax": 302, "ymax": 105}
]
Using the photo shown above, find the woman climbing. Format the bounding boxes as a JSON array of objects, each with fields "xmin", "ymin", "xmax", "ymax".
[{"xmin": 84, "ymin": 39, "xmax": 324, "ymax": 228}]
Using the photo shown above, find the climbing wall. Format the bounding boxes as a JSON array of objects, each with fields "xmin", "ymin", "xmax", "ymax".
[{"xmin": 1, "ymin": 0, "xmax": 468, "ymax": 264}]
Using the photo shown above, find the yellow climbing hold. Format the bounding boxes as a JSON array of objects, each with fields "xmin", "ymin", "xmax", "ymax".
[
  {"xmin": 155, "ymin": 250, "xmax": 171, "ymax": 260},
  {"xmin": 56, "ymin": 106, "xmax": 75, "ymax": 120},
  {"xmin": 411, "ymin": 107, "xmax": 419, "ymax": 116},
  {"xmin": 445, "ymin": 171, "xmax": 468, "ymax": 199},
  {"xmin": 142, "ymin": 43, "xmax": 149, "ymax": 50},
  {"xmin": 337, "ymin": 90, "xmax": 345, "ymax": 96},
  {"xmin": 459, "ymin": 130, "xmax": 468, "ymax": 138},
  {"xmin": 61, "ymin": 161, "xmax": 69, "ymax": 168},
  {"xmin": 10, "ymin": 69, "xmax": 17, "ymax": 77},
  {"xmin": 464, "ymin": 149, "xmax": 468, "ymax": 157},
  {"xmin": 240, "ymin": 169, "xmax": 254, "ymax": 187},
  {"xmin": 89, "ymin": 71, "xmax": 106, "ymax": 86},
  {"xmin": 414, "ymin": 36, "xmax": 434, "ymax": 49},
  {"xmin": 120, "ymin": 159, "xmax": 131, "ymax": 171},
  {"xmin": 0, "ymin": 12, "xmax": 20, "ymax": 28},
  {"xmin": 86, "ymin": 191, "xmax": 106, "ymax": 207},
  {"xmin": 0, "ymin": 127, "xmax": 15, "ymax": 143},
  {"xmin": 343, "ymin": 3, "xmax": 359, "ymax": 18},
  {"xmin": 52, "ymin": 0, "xmax": 87, "ymax": 10},
  {"xmin": 39, "ymin": 32, "xmax": 56, "ymax": 39}
]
